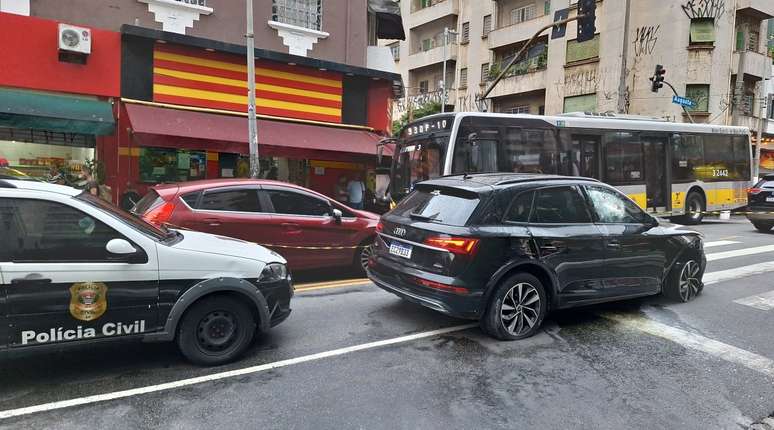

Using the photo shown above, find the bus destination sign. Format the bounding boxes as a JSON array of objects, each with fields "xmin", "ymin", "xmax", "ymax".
[{"xmin": 405, "ymin": 118, "xmax": 452, "ymax": 137}]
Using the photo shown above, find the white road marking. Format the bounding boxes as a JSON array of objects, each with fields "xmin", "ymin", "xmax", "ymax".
[
  {"xmin": 706, "ymin": 244, "xmax": 774, "ymax": 262},
  {"xmin": 0, "ymin": 323, "xmax": 476, "ymax": 420},
  {"xmin": 733, "ymin": 290, "xmax": 774, "ymax": 311},
  {"xmin": 703, "ymin": 261, "xmax": 774, "ymax": 285},
  {"xmin": 703, "ymin": 240, "xmax": 741, "ymax": 248},
  {"xmin": 603, "ymin": 312, "xmax": 774, "ymax": 378}
]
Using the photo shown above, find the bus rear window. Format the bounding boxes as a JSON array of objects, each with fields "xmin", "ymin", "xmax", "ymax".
[{"xmin": 392, "ymin": 189, "xmax": 480, "ymax": 226}]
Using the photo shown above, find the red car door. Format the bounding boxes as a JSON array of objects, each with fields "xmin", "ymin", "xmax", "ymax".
[
  {"xmin": 178, "ymin": 185, "xmax": 272, "ymax": 243},
  {"xmin": 260, "ymin": 186, "xmax": 354, "ymax": 270}
]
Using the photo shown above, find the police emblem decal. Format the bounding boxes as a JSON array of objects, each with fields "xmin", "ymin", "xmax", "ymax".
[{"xmin": 69, "ymin": 282, "xmax": 108, "ymax": 321}]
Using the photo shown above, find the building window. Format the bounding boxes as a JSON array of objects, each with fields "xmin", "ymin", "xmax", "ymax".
[
  {"xmin": 481, "ymin": 63, "xmax": 490, "ymax": 81},
  {"xmin": 544, "ymin": 0, "xmax": 551, "ymax": 15},
  {"xmin": 419, "ymin": 80, "xmax": 429, "ymax": 93},
  {"xmin": 686, "ymin": 84, "xmax": 710, "ymax": 112},
  {"xmin": 389, "ymin": 42, "xmax": 400, "ymax": 61},
  {"xmin": 511, "ymin": 4, "xmax": 536, "ymax": 25},
  {"xmin": 483, "ymin": 15, "xmax": 492, "ymax": 37},
  {"xmin": 272, "ymin": 0, "xmax": 322, "ymax": 31},
  {"xmin": 421, "ymin": 38, "xmax": 434, "ymax": 51},
  {"xmin": 461, "ymin": 22, "xmax": 470, "ymax": 44},
  {"xmin": 566, "ymin": 34, "xmax": 599, "ymax": 63},
  {"xmin": 505, "ymin": 105, "xmax": 530, "ymax": 114},
  {"xmin": 460, "ymin": 68, "xmax": 468, "ymax": 88},
  {"xmin": 563, "ymin": 93, "xmax": 597, "ymax": 113},
  {"xmin": 689, "ymin": 18, "xmax": 714, "ymax": 46}
]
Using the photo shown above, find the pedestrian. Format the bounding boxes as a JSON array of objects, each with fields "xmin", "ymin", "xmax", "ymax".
[
  {"xmin": 81, "ymin": 165, "xmax": 99, "ymax": 197},
  {"xmin": 335, "ymin": 176, "xmax": 349, "ymax": 204},
  {"xmin": 347, "ymin": 173, "xmax": 366, "ymax": 209}
]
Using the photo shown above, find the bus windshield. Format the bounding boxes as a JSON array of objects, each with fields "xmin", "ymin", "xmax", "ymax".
[{"xmin": 392, "ymin": 136, "xmax": 448, "ymax": 199}]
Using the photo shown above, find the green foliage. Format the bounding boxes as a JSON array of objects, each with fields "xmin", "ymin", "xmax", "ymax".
[{"xmin": 391, "ymin": 101, "xmax": 442, "ymax": 136}]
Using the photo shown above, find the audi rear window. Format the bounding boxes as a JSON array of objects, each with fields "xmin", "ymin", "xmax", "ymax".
[{"xmin": 391, "ymin": 188, "xmax": 480, "ymax": 226}]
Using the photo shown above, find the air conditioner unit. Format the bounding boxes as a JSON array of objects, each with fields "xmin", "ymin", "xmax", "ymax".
[{"xmin": 58, "ymin": 23, "xmax": 91, "ymax": 55}]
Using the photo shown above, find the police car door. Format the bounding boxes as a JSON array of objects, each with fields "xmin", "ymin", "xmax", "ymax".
[{"xmin": 0, "ymin": 195, "xmax": 159, "ymax": 348}]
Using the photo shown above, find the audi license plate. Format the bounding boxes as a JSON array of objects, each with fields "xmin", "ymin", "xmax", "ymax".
[
  {"xmin": 766, "ymin": 197, "xmax": 774, "ymax": 202},
  {"xmin": 389, "ymin": 241, "xmax": 413, "ymax": 259}
]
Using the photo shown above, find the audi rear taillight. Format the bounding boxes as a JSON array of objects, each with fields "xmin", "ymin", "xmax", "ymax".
[
  {"xmin": 413, "ymin": 276, "xmax": 469, "ymax": 295},
  {"xmin": 748, "ymin": 187, "xmax": 762, "ymax": 195},
  {"xmin": 424, "ymin": 236, "xmax": 479, "ymax": 255},
  {"xmin": 143, "ymin": 201, "xmax": 175, "ymax": 226}
]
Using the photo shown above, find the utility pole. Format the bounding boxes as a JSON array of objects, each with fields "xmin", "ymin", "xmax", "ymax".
[
  {"xmin": 246, "ymin": 0, "xmax": 259, "ymax": 178},
  {"xmin": 617, "ymin": 0, "xmax": 631, "ymax": 113}
]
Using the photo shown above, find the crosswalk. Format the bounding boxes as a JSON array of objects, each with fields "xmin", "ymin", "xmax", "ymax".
[{"xmin": 703, "ymin": 239, "xmax": 774, "ymax": 311}]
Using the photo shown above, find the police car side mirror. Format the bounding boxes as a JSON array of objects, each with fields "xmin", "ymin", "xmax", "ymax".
[
  {"xmin": 106, "ymin": 238, "xmax": 142, "ymax": 263},
  {"xmin": 332, "ymin": 208, "xmax": 343, "ymax": 224}
]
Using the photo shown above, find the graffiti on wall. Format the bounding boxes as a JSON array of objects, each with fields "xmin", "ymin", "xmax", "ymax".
[
  {"xmin": 393, "ymin": 90, "xmax": 445, "ymax": 114},
  {"xmin": 633, "ymin": 25, "xmax": 660, "ymax": 57},
  {"xmin": 681, "ymin": 0, "xmax": 725, "ymax": 21},
  {"xmin": 562, "ymin": 68, "xmax": 599, "ymax": 96},
  {"xmin": 457, "ymin": 91, "xmax": 492, "ymax": 112}
]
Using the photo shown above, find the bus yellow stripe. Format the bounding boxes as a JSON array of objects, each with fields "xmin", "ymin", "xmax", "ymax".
[
  {"xmin": 154, "ymin": 51, "xmax": 342, "ymax": 88},
  {"xmin": 153, "ymin": 84, "xmax": 342, "ymax": 117},
  {"xmin": 153, "ymin": 67, "xmax": 342, "ymax": 102}
]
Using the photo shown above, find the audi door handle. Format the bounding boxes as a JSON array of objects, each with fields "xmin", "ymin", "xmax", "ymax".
[{"xmin": 607, "ymin": 241, "xmax": 622, "ymax": 249}]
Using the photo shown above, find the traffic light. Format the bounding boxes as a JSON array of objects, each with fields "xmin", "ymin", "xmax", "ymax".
[
  {"xmin": 577, "ymin": 0, "xmax": 596, "ymax": 43},
  {"xmin": 651, "ymin": 64, "xmax": 666, "ymax": 93}
]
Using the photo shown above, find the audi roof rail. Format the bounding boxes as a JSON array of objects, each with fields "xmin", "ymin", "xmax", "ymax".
[{"xmin": 494, "ymin": 175, "xmax": 600, "ymax": 186}]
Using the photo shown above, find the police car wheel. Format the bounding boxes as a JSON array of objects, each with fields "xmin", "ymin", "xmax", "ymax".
[{"xmin": 177, "ymin": 296, "xmax": 256, "ymax": 366}]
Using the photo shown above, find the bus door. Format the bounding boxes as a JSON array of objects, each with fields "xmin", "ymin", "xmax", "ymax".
[
  {"xmin": 642, "ymin": 135, "xmax": 670, "ymax": 213},
  {"xmin": 571, "ymin": 135, "xmax": 601, "ymax": 179}
]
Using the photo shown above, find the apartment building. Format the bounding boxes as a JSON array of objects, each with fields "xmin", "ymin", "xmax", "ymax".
[{"xmin": 387, "ymin": 0, "xmax": 774, "ymax": 136}]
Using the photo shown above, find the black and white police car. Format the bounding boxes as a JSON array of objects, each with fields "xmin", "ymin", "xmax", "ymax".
[{"xmin": 0, "ymin": 179, "xmax": 292, "ymax": 366}]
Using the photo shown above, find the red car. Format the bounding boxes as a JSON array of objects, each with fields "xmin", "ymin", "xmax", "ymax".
[{"xmin": 132, "ymin": 179, "xmax": 379, "ymax": 273}]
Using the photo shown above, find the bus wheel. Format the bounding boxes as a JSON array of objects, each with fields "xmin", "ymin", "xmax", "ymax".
[{"xmin": 679, "ymin": 192, "xmax": 705, "ymax": 225}]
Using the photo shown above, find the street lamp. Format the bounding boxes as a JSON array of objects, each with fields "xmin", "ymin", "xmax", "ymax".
[
  {"xmin": 246, "ymin": 0, "xmax": 259, "ymax": 178},
  {"xmin": 440, "ymin": 27, "xmax": 458, "ymax": 113}
]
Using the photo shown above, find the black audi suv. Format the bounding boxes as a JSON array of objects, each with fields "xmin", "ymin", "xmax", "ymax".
[
  {"xmin": 367, "ymin": 173, "xmax": 705, "ymax": 340},
  {"xmin": 746, "ymin": 174, "xmax": 774, "ymax": 232}
]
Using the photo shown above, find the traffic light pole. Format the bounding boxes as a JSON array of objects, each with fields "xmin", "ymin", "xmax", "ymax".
[
  {"xmin": 479, "ymin": 15, "xmax": 585, "ymax": 103},
  {"xmin": 662, "ymin": 80, "xmax": 695, "ymax": 124}
]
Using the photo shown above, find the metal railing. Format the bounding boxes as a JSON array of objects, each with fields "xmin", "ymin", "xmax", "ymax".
[{"xmin": 173, "ymin": 0, "xmax": 207, "ymax": 6}]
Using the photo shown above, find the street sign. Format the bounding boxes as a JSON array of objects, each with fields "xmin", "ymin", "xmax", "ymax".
[
  {"xmin": 672, "ymin": 95, "xmax": 696, "ymax": 108},
  {"xmin": 551, "ymin": 9, "xmax": 569, "ymax": 40}
]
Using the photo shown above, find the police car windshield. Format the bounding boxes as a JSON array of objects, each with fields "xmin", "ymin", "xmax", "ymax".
[{"xmin": 76, "ymin": 192, "xmax": 171, "ymax": 241}]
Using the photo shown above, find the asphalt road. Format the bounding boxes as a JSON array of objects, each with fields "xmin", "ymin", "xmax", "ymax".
[{"xmin": 2, "ymin": 216, "xmax": 774, "ymax": 429}]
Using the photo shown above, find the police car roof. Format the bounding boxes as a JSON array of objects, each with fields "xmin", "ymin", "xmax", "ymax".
[{"xmin": 0, "ymin": 179, "xmax": 82, "ymax": 196}]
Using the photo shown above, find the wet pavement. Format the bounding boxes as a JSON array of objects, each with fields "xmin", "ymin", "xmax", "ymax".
[{"xmin": 2, "ymin": 217, "xmax": 774, "ymax": 429}]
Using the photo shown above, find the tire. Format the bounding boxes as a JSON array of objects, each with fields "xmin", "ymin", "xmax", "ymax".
[
  {"xmin": 176, "ymin": 296, "xmax": 256, "ymax": 366},
  {"xmin": 481, "ymin": 273, "xmax": 548, "ymax": 341},
  {"xmin": 663, "ymin": 258, "xmax": 703, "ymax": 303},
  {"xmin": 678, "ymin": 192, "xmax": 705, "ymax": 225},
  {"xmin": 353, "ymin": 240, "xmax": 374, "ymax": 276},
  {"xmin": 752, "ymin": 222, "xmax": 772, "ymax": 232}
]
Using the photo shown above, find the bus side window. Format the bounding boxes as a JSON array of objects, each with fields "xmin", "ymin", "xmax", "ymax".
[
  {"xmin": 604, "ymin": 131, "xmax": 643, "ymax": 184},
  {"xmin": 673, "ymin": 134, "xmax": 702, "ymax": 182},
  {"xmin": 703, "ymin": 135, "xmax": 734, "ymax": 180},
  {"xmin": 732, "ymin": 135, "xmax": 751, "ymax": 180}
]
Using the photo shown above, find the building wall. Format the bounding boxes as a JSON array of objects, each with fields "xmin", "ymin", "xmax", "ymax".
[
  {"xmin": 388, "ymin": 0, "xmax": 774, "ymax": 133},
  {"xmin": 28, "ymin": 0, "xmax": 368, "ymax": 67}
]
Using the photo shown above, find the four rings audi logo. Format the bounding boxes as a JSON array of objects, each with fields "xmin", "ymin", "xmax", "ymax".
[{"xmin": 393, "ymin": 227, "xmax": 407, "ymax": 237}]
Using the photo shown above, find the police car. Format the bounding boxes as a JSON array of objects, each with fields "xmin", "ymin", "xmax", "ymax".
[{"xmin": 0, "ymin": 179, "xmax": 292, "ymax": 366}]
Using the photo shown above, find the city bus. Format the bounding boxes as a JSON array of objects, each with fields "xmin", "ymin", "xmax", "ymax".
[{"xmin": 387, "ymin": 112, "xmax": 752, "ymax": 224}]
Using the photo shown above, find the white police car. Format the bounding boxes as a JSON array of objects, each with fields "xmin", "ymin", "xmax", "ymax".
[{"xmin": 0, "ymin": 179, "xmax": 292, "ymax": 366}]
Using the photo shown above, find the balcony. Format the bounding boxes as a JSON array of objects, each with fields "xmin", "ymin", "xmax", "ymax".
[
  {"xmin": 408, "ymin": 0, "xmax": 459, "ymax": 29},
  {"xmin": 736, "ymin": 0, "xmax": 774, "ymax": 19},
  {"xmin": 485, "ymin": 57, "xmax": 548, "ymax": 99},
  {"xmin": 732, "ymin": 50, "xmax": 772, "ymax": 79},
  {"xmin": 406, "ymin": 45, "xmax": 456, "ymax": 71},
  {"xmin": 488, "ymin": 14, "xmax": 552, "ymax": 49}
]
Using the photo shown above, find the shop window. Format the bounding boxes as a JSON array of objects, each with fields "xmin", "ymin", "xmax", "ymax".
[
  {"xmin": 566, "ymin": 34, "xmax": 599, "ymax": 63},
  {"xmin": 272, "ymin": 0, "xmax": 322, "ymax": 31},
  {"xmin": 461, "ymin": 22, "xmax": 470, "ymax": 44},
  {"xmin": 460, "ymin": 68, "xmax": 468, "ymax": 88},
  {"xmin": 563, "ymin": 93, "xmax": 597, "ymax": 113},
  {"xmin": 199, "ymin": 188, "xmax": 262, "ymax": 212},
  {"xmin": 689, "ymin": 18, "xmax": 714, "ymax": 46},
  {"xmin": 266, "ymin": 190, "xmax": 331, "ymax": 216},
  {"xmin": 139, "ymin": 148, "xmax": 206, "ymax": 183},
  {"xmin": 0, "ymin": 198, "xmax": 124, "ymax": 263},
  {"xmin": 483, "ymin": 15, "xmax": 492, "ymax": 37},
  {"xmin": 685, "ymin": 84, "xmax": 709, "ymax": 112}
]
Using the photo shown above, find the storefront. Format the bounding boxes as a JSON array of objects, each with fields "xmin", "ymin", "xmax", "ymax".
[
  {"xmin": 0, "ymin": 13, "xmax": 120, "ymax": 192},
  {"xmin": 108, "ymin": 25, "xmax": 400, "ymax": 209}
]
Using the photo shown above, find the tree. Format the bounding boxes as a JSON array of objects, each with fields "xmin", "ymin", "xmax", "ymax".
[{"xmin": 391, "ymin": 101, "xmax": 442, "ymax": 136}]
